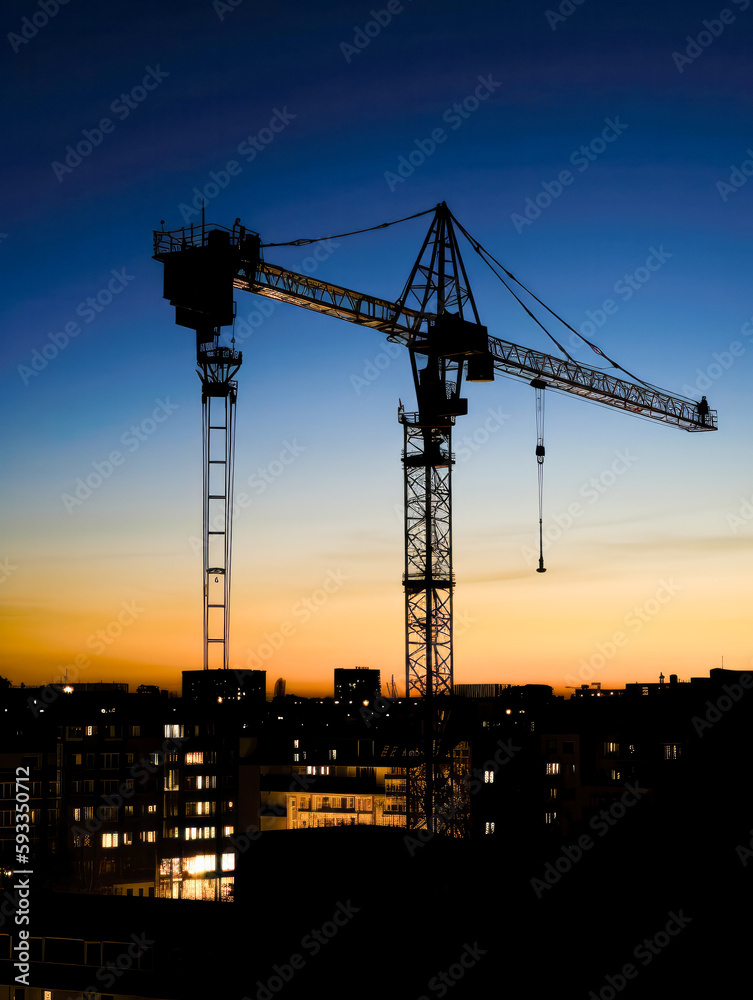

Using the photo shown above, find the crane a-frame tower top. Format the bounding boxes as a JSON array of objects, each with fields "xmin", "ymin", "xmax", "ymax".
[{"xmin": 154, "ymin": 202, "xmax": 716, "ymax": 833}]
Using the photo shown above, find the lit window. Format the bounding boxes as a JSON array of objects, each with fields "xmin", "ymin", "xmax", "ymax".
[
  {"xmin": 184, "ymin": 854, "xmax": 214, "ymax": 874},
  {"xmin": 185, "ymin": 752, "xmax": 204, "ymax": 765},
  {"xmin": 86, "ymin": 726, "xmax": 95, "ymax": 736},
  {"xmin": 73, "ymin": 808, "xmax": 81, "ymax": 821},
  {"xmin": 164, "ymin": 724, "xmax": 183, "ymax": 738},
  {"xmin": 221, "ymin": 853, "xmax": 235, "ymax": 871},
  {"xmin": 329, "ymin": 749, "xmax": 337, "ymax": 760},
  {"xmin": 293, "ymin": 740, "xmax": 299, "ymax": 749},
  {"xmin": 123, "ymin": 832, "xmax": 133, "ymax": 845},
  {"xmin": 485, "ymin": 821, "xmax": 495, "ymax": 835},
  {"xmin": 545, "ymin": 812, "xmax": 556, "ymax": 825},
  {"xmin": 664, "ymin": 744, "xmax": 682, "ymax": 760},
  {"xmin": 484, "ymin": 770, "xmax": 494, "ymax": 784},
  {"xmin": 223, "ymin": 825, "xmax": 234, "ymax": 836},
  {"xmin": 140, "ymin": 830, "xmax": 157, "ymax": 843},
  {"xmin": 604, "ymin": 742, "xmax": 618, "ymax": 754},
  {"xmin": 642, "ymin": 687, "xmax": 649, "ymax": 696},
  {"xmin": 101, "ymin": 833, "xmax": 119, "ymax": 848},
  {"xmin": 549, "ymin": 787, "xmax": 558, "ymax": 799},
  {"xmin": 186, "ymin": 801, "xmax": 214, "ymax": 817},
  {"xmin": 293, "ymin": 753, "xmax": 299, "ymax": 762},
  {"xmin": 545, "ymin": 763, "xmax": 560, "ymax": 775},
  {"xmin": 146, "ymin": 804, "xmax": 157, "ymax": 814},
  {"xmin": 184, "ymin": 826, "xmax": 216, "ymax": 840}
]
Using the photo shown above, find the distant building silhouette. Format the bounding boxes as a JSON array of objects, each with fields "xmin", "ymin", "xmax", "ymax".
[
  {"xmin": 181, "ymin": 669, "xmax": 265, "ymax": 706},
  {"xmin": 334, "ymin": 666, "xmax": 381, "ymax": 703}
]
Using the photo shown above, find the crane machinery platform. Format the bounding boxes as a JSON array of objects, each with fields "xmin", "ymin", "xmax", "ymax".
[{"xmin": 153, "ymin": 203, "xmax": 716, "ymax": 836}]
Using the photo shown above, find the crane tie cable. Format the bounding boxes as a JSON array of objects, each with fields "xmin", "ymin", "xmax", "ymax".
[
  {"xmin": 448, "ymin": 211, "xmax": 656, "ymax": 389},
  {"xmin": 260, "ymin": 207, "xmax": 436, "ymax": 248}
]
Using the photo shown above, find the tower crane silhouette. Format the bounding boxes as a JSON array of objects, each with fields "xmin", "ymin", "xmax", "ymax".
[{"xmin": 153, "ymin": 202, "xmax": 716, "ymax": 834}]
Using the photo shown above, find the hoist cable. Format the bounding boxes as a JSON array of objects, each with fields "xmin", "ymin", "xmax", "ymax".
[{"xmin": 535, "ymin": 385, "xmax": 547, "ymax": 574}]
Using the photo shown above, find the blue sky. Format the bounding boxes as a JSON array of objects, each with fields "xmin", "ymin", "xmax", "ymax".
[{"xmin": 2, "ymin": 0, "xmax": 752, "ymax": 694}]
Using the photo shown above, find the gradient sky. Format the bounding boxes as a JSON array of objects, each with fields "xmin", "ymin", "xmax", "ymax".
[{"xmin": 2, "ymin": 0, "xmax": 752, "ymax": 697}]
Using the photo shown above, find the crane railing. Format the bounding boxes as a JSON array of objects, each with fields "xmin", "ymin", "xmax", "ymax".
[
  {"xmin": 486, "ymin": 335, "xmax": 716, "ymax": 432},
  {"xmin": 235, "ymin": 263, "xmax": 423, "ymax": 337}
]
